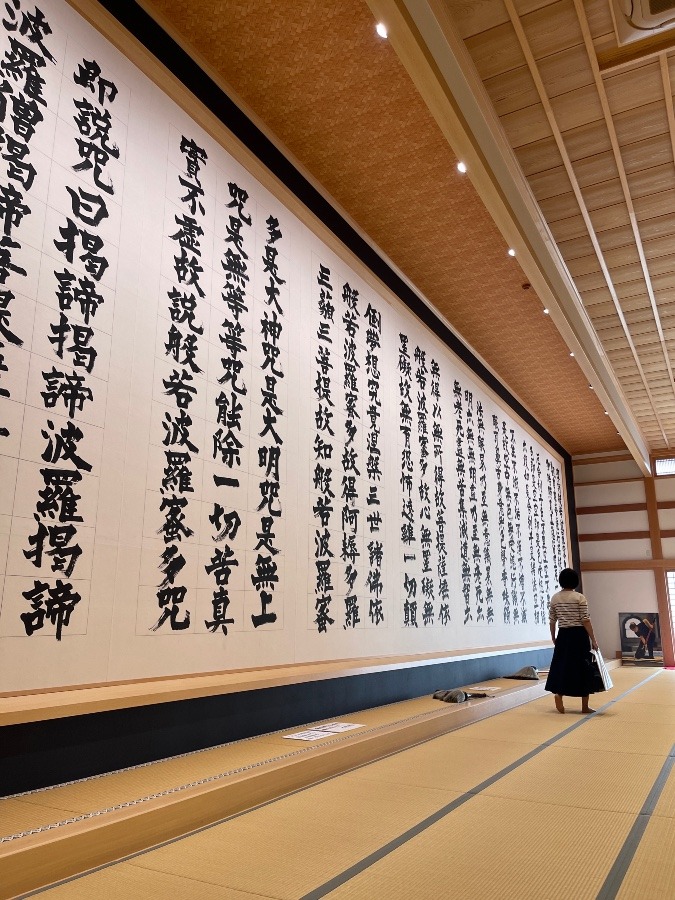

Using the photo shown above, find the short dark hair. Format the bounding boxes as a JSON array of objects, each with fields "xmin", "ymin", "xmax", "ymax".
[{"xmin": 559, "ymin": 568, "xmax": 579, "ymax": 590}]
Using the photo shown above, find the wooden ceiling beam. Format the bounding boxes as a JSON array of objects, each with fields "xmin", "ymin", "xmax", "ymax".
[
  {"xmin": 598, "ymin": 29, "xmax": 675, "ymax": 73},
  {"xmin": 574, "ymin": 0, "xmax": 675, "ymax": 440},
  {"xmin": 366, "ymin": 0, "xmax": 650, "ymax": 468},
  {"xmin": 500, "ymin": 0, "xmax": 668, "ymax": 448}
]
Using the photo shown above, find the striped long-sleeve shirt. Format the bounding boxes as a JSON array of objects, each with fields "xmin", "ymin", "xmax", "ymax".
[{"xmin": 548, "ymin": 589, "xmax": 590, "ymax": 628}]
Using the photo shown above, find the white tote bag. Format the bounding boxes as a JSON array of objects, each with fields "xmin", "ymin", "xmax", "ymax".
[{"xmin": 591, "ymin": 648, "xmax": 613, "ymax": 691}]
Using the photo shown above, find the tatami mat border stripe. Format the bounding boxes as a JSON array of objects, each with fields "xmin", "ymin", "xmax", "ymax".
[
  {"xmin": 300, "ymin": 671, "xmax": 665, "ymax": 900},
  {"xmin": 595, "ymin": 742, "xmax": 675, "ymax": 900},
  {"xmin": 20, "ymin": 672, "xmax": 662, "ymax": 898}
]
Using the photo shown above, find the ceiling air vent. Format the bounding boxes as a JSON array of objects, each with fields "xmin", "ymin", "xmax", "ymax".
[{"xmin": 611, "ymin": 0, "xmax": 675, "ymax": 45}]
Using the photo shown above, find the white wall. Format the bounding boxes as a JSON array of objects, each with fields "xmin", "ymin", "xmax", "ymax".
[
  {"xmin": 581, "ymin": 570, "xmax": 657, "ymax": 658},
  {"xmin": 574, "ymin": 458, "xmax": 659, "ymax": 658}
]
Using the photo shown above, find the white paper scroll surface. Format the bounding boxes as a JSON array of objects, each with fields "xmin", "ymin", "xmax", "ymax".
[{"xmin": 0, "ymin": 0, "xmax": 567, "ymax": 691}]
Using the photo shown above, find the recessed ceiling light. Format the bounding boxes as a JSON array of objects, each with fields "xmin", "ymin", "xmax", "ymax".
[
  {"xmin": 508, "ymin": 248, "xmax": 516, "ymax": 257},
  {"xmin": 376, "ymin": 22, "xmax": 387, "ymax": 38},
  {"xmin": 569, "ymin": 352, "xmax": 574, "ymax": 357},
  {"xmin": 589, "ymin": 384, "xmax": 594, "ymax": 390},
  {"xmin": 457, "ymin": 161, "xmax": 467, "ymax": 174},
  {"xmin": 543, "ymin": 308, "xmax": 549, "ymax": 314},
  {"xmin": 605, "ymin": 411, "xmax": 609, "ymax": 415}
]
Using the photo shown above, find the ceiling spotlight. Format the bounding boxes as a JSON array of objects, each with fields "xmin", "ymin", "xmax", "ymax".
[
  {"xmin": 569, "ymin": 352, "xmax": 574, "ymax": 357},
  {"xmin": 457, "ymin": 161, "xmax": 467, "ymax": 174},
  {"xmin": 605, "ymin": 411, "xmax": 609, "ymax": 415},
  {"xmin": 589, "ymin": 384, "xmax": 594, "ymax": 390},
  {"xmin": 508, "ymin": 248, "xmax": 516, "ymax": 257},
  {"xmin": 376, "ymin": 22, "xmax": 388, "ymax": 38},
  {"xmin": 543, "ymin": 308, "xmax": 549, "ymax": 315}
]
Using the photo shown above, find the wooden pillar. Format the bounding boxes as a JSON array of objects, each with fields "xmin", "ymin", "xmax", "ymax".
[{"xmin": 645, "ymin": 476, "xmax": 675, "ymax": 667}]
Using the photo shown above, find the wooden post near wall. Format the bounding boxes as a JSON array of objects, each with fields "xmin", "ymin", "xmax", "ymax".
[{"xmin": 644, "ymin": 477, "xmax": 674, "ymax": 667}]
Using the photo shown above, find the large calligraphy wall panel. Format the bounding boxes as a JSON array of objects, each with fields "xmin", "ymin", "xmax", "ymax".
[{"xmin": 0, "ymin": 0, "xmax": 569, "ymax": 691}]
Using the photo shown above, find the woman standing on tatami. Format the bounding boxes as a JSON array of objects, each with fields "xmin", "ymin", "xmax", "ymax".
[{"xmin": 545, "ymin": 568, "xmax": 599, "ymax": 714}]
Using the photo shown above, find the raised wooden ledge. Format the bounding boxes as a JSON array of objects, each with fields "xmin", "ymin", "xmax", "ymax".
[
  {"xmin": 0, "ymin": 643, "xmax": 550, "ymax": 727},
  {"xmin": 0, "ymin": 677, "xmax": 545, "ymax": 899}
]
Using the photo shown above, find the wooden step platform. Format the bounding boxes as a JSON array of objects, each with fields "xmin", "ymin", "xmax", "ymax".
[
  {"xmin": 0, "ymin": 644, "xmax": 551, "ymax": 726},
  {"xmin": 0, "ymin": 645, "xmax": 554, "ymax": 797},
  {"xmin": 0, "ymin": 673, "xmax": 548, "ymax": 899}
]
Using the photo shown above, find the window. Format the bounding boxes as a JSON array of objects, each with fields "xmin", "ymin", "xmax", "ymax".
[
  {"xmin": 667, "ymin": 571, "xmax": 675, "ymax": 608},
  {"xmin": 654, "ymin": 457, "xmax": 675, "ymax": 476}
]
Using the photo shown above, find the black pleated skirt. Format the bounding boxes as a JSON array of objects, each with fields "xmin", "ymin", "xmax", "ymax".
[{"xmin": 545, "ymin": 626, "xmax": 598, "ymax": 697}]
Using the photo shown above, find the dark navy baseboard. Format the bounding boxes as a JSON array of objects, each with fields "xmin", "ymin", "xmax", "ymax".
[{"xmin": 1, "ymin": 648, "xmax": 552, "ymax": 797}]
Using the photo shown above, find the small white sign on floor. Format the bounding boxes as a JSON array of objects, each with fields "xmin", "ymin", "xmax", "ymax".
[
  {"xmin": 284, "ymin": 722, "xmax": 364, "ymax": 741},
  {"xmin": 313, "ymin": 722, "xmax": 364, "ymax": 733}
]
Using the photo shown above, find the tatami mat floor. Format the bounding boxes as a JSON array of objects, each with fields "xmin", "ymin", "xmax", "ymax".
[{"xmin": 12, "ymin": 667, "xmax": 675, "ymax": 899}]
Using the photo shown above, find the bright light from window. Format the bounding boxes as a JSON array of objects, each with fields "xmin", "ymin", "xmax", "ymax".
[
  {"xmin": 666, "ymin": 571, "xmax": 675, "ymax": 608},
  {"xmin": 376, "ymin": 22, "xmax": 387, "ymax": 38},
  {"xmin": 655, "ymin": 457, "xmax": 675, "ymax": 476}
]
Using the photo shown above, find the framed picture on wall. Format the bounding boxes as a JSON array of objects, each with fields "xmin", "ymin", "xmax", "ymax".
[{"xmin": 619, "ymin": 613, "xmax": 662, "ymax": 666}]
